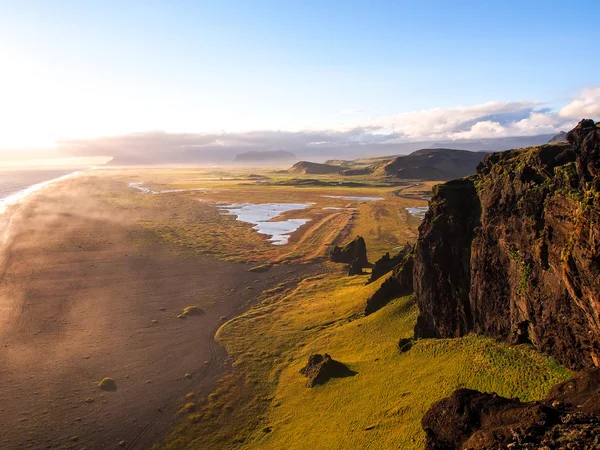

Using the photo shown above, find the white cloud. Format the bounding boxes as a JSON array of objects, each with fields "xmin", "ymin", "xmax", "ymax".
[
  {"xmin": 337, "ymin": 89, "xmax": 597, "ymax": 141},
  {"xmin": 559, "ymin": 87, "xmax": 600, "ymax": 119},
  {"xmin": 9, "ymin": 86, "xmax": 598, "ymax": 164}
]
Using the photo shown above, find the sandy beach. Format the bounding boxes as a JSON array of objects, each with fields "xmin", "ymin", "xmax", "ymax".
[{"xmin": 0, "ymin": 174, "xmax": 314, "ymax": 449}]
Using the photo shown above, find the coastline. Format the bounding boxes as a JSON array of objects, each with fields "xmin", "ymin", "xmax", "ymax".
[
  {"xmin": 0, "ymin": 170, "xmax": 81, "ymax": 215},
  {"xmin": 0, "ymin": 174, "xmax": 318, "ymax": 449}
]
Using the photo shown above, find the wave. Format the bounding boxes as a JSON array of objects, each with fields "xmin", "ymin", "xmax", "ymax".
[{"xmin": 0, "ymin": 171, "xmax": 81, "ymax": 216}]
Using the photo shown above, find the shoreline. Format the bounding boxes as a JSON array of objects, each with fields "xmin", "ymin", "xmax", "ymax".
[
  {"xmin": 0, "ymin": 170, "xmax": 81, "ymax": 216},
  {"xmin": 0, "ymin": 175, "xmax": 319, "ymax": 449}
]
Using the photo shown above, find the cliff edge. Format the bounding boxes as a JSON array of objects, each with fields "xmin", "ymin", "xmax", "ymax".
[{"xmin": 413, "ymin": 119, "xmax": 600, "ymax": 370}]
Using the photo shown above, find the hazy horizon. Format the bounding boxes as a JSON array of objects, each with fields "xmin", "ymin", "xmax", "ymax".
[{"xmin": 1, "ymin": 1, "xmax": 599, "ymax": 165}]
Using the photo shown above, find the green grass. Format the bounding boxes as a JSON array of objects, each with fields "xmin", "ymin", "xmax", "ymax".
[{"xmin": 158, "ymin": 270, "xmax": 572, "ymax": 450}]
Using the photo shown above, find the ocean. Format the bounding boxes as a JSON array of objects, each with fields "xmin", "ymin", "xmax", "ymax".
[{"xmin": 0, "ymin": 168, "xmax": 78, "ymax": 214}]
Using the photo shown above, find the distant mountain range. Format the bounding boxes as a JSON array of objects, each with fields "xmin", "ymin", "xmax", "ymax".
[
  {"xmin": 289, "ymin": 148, "xmax": 486, "ymax": 180},
  {"xmin": 547, "ymin": 131, "xmax": 567, "ymax": 143},
  {"xmin": 353, "ymin": 148, "xmax": 487, "ymax": 180},
  {"xmin": 105, "ymin": 132, "xmax": 557, "ymax": 165}
]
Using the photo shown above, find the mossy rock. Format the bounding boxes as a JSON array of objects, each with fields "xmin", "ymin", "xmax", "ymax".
[
  {"xmin": 182, "ymin": 306, "xmax": 205, "ymax": 317},
  {"xmin": 97, "ymin": 377, "xmax": 117, "ymax": 392}
]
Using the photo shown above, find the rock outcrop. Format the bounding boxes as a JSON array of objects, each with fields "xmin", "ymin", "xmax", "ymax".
[
  {"xmin": 422, "ymin": 368, "xmax": 600, "ymax": 450},
  {"xmin": 367, "ymin": 244, "xmax": 413, "ymax": 283},
  {"xmin": 365, "ymin": 247, "xmax": 414, "ymax": 316},
  {"xmin": 414, "ymin": 119, "xmax": 600, "ymax": 370},
  {"xmin": 347, "ymin": 258, "xmax": 364, "ymax": 276},
  {"xmin": 299, "ymin": 354, "xmax": 356, "ymax": 387},
  {"xmin": 330, "ymin": 236, "xmax": 369, "ymax": 267}
]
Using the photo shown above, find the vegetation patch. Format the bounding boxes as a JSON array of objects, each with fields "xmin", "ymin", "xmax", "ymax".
[{"xmin": 158, "ymin": 271, "xmax": 571, "ymax": 450}]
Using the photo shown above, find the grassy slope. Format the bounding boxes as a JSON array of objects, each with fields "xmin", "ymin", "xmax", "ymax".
[{"xmin": 159, "ymin": 270, "xmax": 572, "ymax": 450}]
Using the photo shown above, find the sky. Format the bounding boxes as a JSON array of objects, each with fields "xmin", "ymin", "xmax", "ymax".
[{"xmin": 0, "ymin": 0, "xmax": 599, "ymax": 164}]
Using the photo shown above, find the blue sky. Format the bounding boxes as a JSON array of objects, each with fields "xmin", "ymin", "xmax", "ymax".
[{"xmin": 0, "ymin": 0, "xmax": 598, "ymax": 160}]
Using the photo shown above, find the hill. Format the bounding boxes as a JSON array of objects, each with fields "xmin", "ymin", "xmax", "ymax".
[
  {"xmin": 233, "ymin": 150, "xmax": 296, "ymax": 165},
  {"xmin": 340, "ymin": 148, "xmax": 486, "ymax": 180},
  {"xmin": 288, "ymin": 161, "xmax": 343, "ymax": 174}
]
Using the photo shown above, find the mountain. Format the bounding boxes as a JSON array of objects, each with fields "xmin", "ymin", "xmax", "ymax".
[
  {"xmin": 548, "ymin": 131, "xmax": 568, "ymax": 143},
  {"xmin": 413, "ymin": 119, "xmax": 600, "ymax": 370},
  {"xmin": 426, "ymin": 134, "xmax": 556, "ymax": 152},
  {"xmin": 98, "ymin": 132, "xmax": 559, "ymax": 166},
  {"xmin": 340, "ymin": 148, "xmax": 487, "ymax": 180},
  {"xmin": 288, "ymin": 161, "xmax": 343, "ymax": 174},
  {"xmin": 233, "ymin": 150, "xmax": 296, "ymax": 165}
]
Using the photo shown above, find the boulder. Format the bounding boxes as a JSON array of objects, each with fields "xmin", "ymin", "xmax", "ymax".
[{"xmin": 299, "ymin": 354, "xmax": 356, "ymax": 388}]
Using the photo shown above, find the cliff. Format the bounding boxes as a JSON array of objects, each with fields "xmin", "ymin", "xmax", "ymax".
[{"xmin": 413, "ymin": 119, "xmax": 600, "ymax": 370}]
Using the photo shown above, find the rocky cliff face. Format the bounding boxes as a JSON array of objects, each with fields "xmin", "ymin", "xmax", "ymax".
[{"xmin": 414, "ymin": 119, "xmax": 600, "ymax": 370}]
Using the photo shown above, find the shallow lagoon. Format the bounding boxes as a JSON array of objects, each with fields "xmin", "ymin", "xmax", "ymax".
[
  {"xmin": 218, "ymin": 203, "xmax": 311, "ymax": 245},
  {"xmin": 129, "ymin": 182, "xmax": 208, "ymax": 194},
  {"xmin": 323, "ymin": 195, "xmax": 383, "ymax": 201},
  {"xmin": 406, "ymin": 206, "xmax": 429, "ymax": 219}
]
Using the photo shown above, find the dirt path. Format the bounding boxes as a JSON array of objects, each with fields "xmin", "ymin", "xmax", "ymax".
[{"xmin": 0, "ymin": 175, "xmax": 316, "ymax": 450}]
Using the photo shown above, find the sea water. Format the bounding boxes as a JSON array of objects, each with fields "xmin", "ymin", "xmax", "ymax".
[
  {"xmin": 0, "ymin": 169, "xmax": 79, "ymax": 215},
  {"xmin": 406, "ymin": 206, "xmax": 429, "ymax": 219}
]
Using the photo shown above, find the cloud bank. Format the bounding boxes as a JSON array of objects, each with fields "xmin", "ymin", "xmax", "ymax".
[{"xmin": 56, "ymin": 86, "xmax": 599, "ymax": 164}]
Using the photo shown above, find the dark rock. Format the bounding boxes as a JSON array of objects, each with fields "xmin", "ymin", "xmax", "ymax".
[
  {"xmin": 365, "ymin": 250, "xmax": 414, "ymax": 316},
  {"xmin": 368, "ymin": 243, "xmax": 413, "ymax": 283},
  {"xmin": 414, "ymin": 120, "xmax": 600, "ymax": 370},
  {"xmin": 299, "ymin": 354, "xmax": 356, "ymax": 388},
  {"xmin": 330, "ymin": 236, "xmax": 369, "ymax": 267},
  {"xmin": 422, "ymin": 368, "xmax": 600, "ymax": 450},
  {"xmin": 398, "ymin": 338, "xmax": 412, "ymax": 353},
  {"xmin": 347, "ymin": 258, "xmax": 363, "ymax": 276},
  {"xmin": 546, "ymin": 368, "xmax": 600, "ymax": 415}
]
